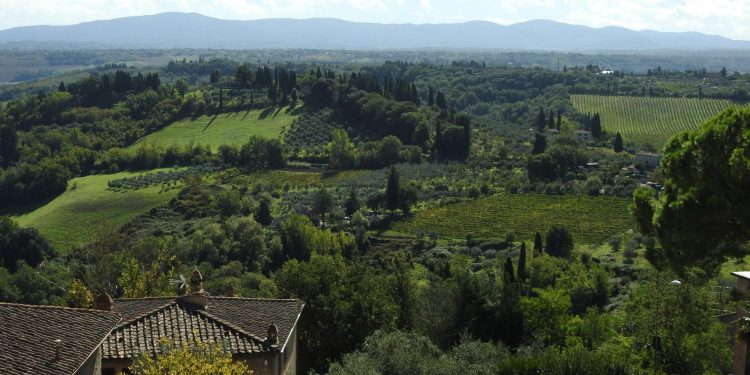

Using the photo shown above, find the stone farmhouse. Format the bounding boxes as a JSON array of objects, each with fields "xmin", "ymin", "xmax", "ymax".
[{"xmin": 0, "ymin": 270, "xmax": 304, "ymax": 375}]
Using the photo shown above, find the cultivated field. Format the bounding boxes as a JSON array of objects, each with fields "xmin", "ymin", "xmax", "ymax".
[
  {"xmin": 571, "ymin": 94, "xmax": 742, "ymax": 146},
  {"xmin": 14, "ymin": 169, "xmax": 180, "ymax": 250},
  {"xmin": 389, "ymin": 194, "xmax": 632, "ymax": 244},
  {"xmin": 129, "ymin": 107, "xmax": 297, "ymax": 150}
]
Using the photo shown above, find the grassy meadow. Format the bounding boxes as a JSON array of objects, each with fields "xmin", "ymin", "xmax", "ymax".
[
  {"xmin": 129, "ymin": 107, "xmax": 297, "ymax": 150},
  {"xmin": 571, "ymin": 94, "xmax": 743, "ymax": 146},
  {"xmin": 13, "ymin": 169, "xmax": 180, "ymax": 250},
  {"xmin": 389, "ymin": 193, "xmax": 632, "ymax": 245}
]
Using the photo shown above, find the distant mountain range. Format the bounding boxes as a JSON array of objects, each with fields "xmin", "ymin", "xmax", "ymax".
[{"xmin": 1, "ymin": 12, "xmax": 749, "ymax": 51}]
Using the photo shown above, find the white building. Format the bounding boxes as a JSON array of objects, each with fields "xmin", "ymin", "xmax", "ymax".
[
  {"xmin": 574, "ymin": 130, "xmax": 592, "ymax": 142},
  {"xmin": 635, "ymin": 152, "xmax": 662, "ymax": 169}
]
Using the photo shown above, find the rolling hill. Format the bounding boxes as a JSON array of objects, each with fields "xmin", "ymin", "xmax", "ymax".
[
  {"xmin": 129, "ymin": 107, "xmax": 296, "ymax": 150},
  {"xmin": 571, "ymin": 95, "xmax": 744, "ymax": 147},
  {"xmin": 13, "ymin": 170, "xmax": 180, "ymax": 250},
  {"xmin": 1, "ymin": 13, "xmax": 749, "ymax": 50}
]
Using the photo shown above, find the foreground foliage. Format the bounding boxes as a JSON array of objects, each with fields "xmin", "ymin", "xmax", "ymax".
[
  {"xmin": 634, "ymin": 107, "xmax": 750, "ymax": 279},
  {"xmin": 131, "ymin": 338, "xmax": 252, "ymax": 375}
]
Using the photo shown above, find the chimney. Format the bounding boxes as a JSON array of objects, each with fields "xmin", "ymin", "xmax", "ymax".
[
  {"xmin": 190, "ymin": 269, "xmax": 203, "ymax": 294},
  {"xmin": 226, "ymin": 284, "xmax": 235, "ymax": 297},
  {"xmin": 54, "ymin": 339, "xmax": 62, "ymax": 362},
  {"xmin": 266, "ymin": 323, "xmax": 278, "ymax": 345},
  {"xmin": 179, "ymin": 269, "xmax": 208, "ymax": 309},
  {"xmin": 94, "ymin": 293, "xmax": 113, "ymax": 311}
]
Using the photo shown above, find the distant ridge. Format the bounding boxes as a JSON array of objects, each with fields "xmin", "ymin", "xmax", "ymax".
[{"xmin": 1, "ymin": 12, "xmax": 749, "ymax": 50}]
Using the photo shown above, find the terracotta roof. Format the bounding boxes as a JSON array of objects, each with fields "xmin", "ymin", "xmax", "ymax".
[
  {"xmin": 105, "ymin": 296, "xmax": 304, "ymax": 360},
  {"xmin": 0, "ymin": 303, "xmax": 121, "ymax": 375}
]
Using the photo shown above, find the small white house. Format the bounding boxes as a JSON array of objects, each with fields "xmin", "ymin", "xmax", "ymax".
[
  {"xmin": 574, "ymin": 130, "xmax": 592, "ymax": 142},
  {"xmin": 635, "ymin": 152, "xmax": 662, "ymax": 169}
]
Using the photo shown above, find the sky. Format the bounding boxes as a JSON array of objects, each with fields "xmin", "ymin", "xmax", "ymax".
[{"xmin": 1, "ymin": 0, "xmax": 749, "ymax": 40}]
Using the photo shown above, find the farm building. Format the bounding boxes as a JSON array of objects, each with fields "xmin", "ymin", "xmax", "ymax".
[
  {"xmin": 635, "ymin": 152, "xmax": 662, "ymax": 169},
  {"xmin": 574, "ymin": 130, "xmax": 592, "ymax": 142},
  {"xmin": 100, "ymin": 270, "xmax": 304, "ymax": 375}
]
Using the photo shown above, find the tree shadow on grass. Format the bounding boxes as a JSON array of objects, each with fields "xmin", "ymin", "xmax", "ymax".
[
  {"xmin": 0, "ymin": 195, "xmax": 57, "ymax": 217},
  {"xmin": 258, "ymin": 106, "xmax": 276, "ymax": 120},
  {"xmin": 202, "ymin": 115, "xmax": 218, "ymax": 132}
]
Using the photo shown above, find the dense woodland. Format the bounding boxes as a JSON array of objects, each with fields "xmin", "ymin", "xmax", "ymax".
[{"xmin": 1, "ymin": 52, "xmax": 750, "ymax": 374}]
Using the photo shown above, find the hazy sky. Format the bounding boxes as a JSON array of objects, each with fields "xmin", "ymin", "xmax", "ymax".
[{"xmin": 2, "ymin": 0, "xmax": 749, "ymax": 40}]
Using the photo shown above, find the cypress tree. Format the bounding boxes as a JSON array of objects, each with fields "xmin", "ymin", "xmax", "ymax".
[
  {"xmin": 532, "ymin": 133, "xmax": 547, "ymax": 154},
  {"xmin": 614, "ymin": 132, "xmax": 624, "ymax": 153},
  {"xmin": 518, "ymin": 242, "xmax": 527, "ymax": 281},
  {"xmin": 268, "ymin": 84, "xmax": 278, "ymax": 104},
  {"xmin": 428, "ymin": 86, "xmax": 435, "ymax": 106},
  {"xmin": 533, "ymin": 232, "xmax": 543, "ymax": 256},
  {"xmin": 504, "ymin": 257, "xmax": 515, "ymax": 284},
  {"xmin": 255, "ymin": 199, "xmax": 272, "ymax": 226},
  {"xmin": 210, "ymin": 69, "xmax": 221, "ymax": 84},
  {"xmin": 537, "ymin": 107, "xmax": 546, "ymax": 132},
  {"xmin": 591, "ymin": 113, "xmax": 602, "ymax": 138},
  {"xmin": 58, "ymin": 81, "xmax": 66, "ymax": 92},
  {"xmin": 556, "ymin": 110, "xmax": 562, "ymax": 130},
  {"xmin": 345, "ymin": 190, "xmax": 360, "ymax": 216},
  {"xmin": 433, "ymin": 120, "xmax": 443, "ymax": 159},
  {"xmin": 436, "ymin": 91, "xmax": 447, "ymax": 109},
  {"xmin": 548, "ymin": 109, "xmax": 555, "ymax": 129},
  {"xmin": 386, "ymin": 166, "xmax": 401, "ymax": 211}
]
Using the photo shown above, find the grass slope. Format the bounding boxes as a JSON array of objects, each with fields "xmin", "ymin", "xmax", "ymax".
[
  {"xmin": 14, "ymin": 169, "xmax": 179, "ymax": 251},
  {"xmin": 390, "ymin": 194, "xmax": 632, "ymax": 245},
  {"xmin": 130, "ymin": 107, "xmax": 297, "ymax": 150},
  {"xmin": 571, "ymin": 95, "xmax": 742, "ymax": 146}
]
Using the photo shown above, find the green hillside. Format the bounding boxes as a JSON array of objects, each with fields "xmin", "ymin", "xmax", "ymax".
[
  {"xmin": 14, "ymin": 169, "xmax": 180, "ymax": 250},
  {"xmin": 389, "ymin": 194, "xmax": 632, "ymax": 245},
  {"xmin": 571, "ymin": 95, "xmax": 742, "ymax": 146},
  {"xmin": 130, "ymin": 107, "xmax": 297, "ymax": 150}
]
